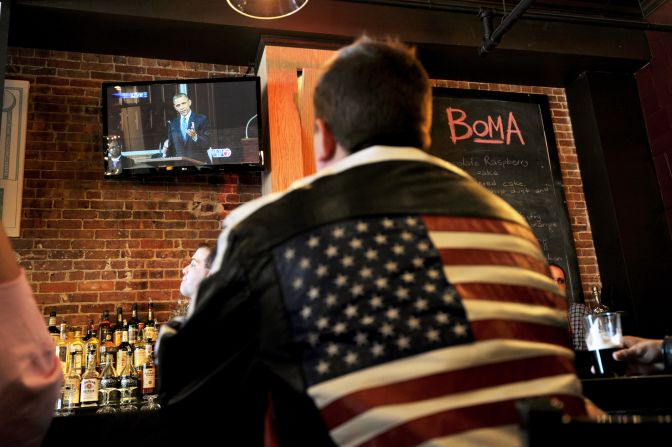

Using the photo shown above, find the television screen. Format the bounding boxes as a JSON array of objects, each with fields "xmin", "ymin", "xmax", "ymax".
[{"xmin": 102, "ymin": 77, "xmax": 262, "ymax": 176}]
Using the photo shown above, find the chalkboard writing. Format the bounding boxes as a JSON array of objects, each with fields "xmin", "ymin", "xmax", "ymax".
[{"xmin": 429, "ymin": 88, "xmax": 581, "ymax": 302}]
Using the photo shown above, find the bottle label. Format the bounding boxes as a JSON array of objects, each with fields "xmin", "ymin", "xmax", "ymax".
[
  {"xmin": 73, "ymin": 352, "xmax": 83, "ymax": 373},
  {"xmin": 143, "ymin": 368, "xmax": 155, "ymax": 390},
  {"xmin": 144, "ymin": 327, "xmax": 156, "ymax": 342},
  {"xmin": 64, "ymin": 377, "xmax": 81, "ymax": 405},
  {"xmin": 134, "ymin": 349, "xmax": 146, "ymax": 368},
  {"xmin": 114, "ymin": 331, "xmax": 122, "ymax": 346},
  {"xmin": 80, "ymin": 378, "xmax": 99, "ymax": 403}
]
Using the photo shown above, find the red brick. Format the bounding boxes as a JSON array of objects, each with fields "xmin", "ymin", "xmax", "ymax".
[
  {"xmin": 40, "ymin": 282, "xmax": 78, "ymax": 293},
  {"xmin": 84, "ymin": 271, "xmax": 101, "ymax": 280},
  {"xmin": 84, "ymin": 250, "xmax": 119, "ymax": 260},
  {"xmin": 79, "ymin": 281, "xmax": 115, "ymax": 292},
  {"xmin": 115, "ymin": 281, "xmax": 149, "ymax": 291},
  {"xmin": 43, "ymin": 304, "xmax": 79, "ymax": 315},
  {"xmin": 149, "ymin": 279, "xmax": 181, "ymax": 290}
]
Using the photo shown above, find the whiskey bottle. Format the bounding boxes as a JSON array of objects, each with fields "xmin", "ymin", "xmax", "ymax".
[
  {"xmin": 116, "ymin": 325, "xmax": 132, "ymax": 377},
  {"xmin": 144, "ymin": 303, "xmax": 156, "ymax": 343},
  {"xmin": 82, "ymin": 319, "xmax": 94, "ymax": 342},
  {"xmin": 97, "ymin": 310, "xmax": 111, "ymax": 342},
  {"xmin": 85, "ymin": 324, "xmax": 100, "ymax": 371},
  {"xmin": 47, "ymin": 311, "xmax": 59, "ymax": 345},
  {"xmin": 129, "ymin": 303, "xmax": 141, "ymax": 328},
  {"xmin": 141, "ymin": 341, "xmax": 156, "ymax": 396},
  {"xmin": 133, "ymin": 331, "xmax": 147, "ymax": 370},
  {"xmin": 113, "ymin": 307, "xmax": 124, "ymax": 347},
  {"xmin": 55, "ymin": 322, "xmax": 69, "ymax": 374},
  {"xmin": 100, "ymin": 328, "xmax": 117, "ymax": 372},
  {"xmin": 80, "ymin": 349, "xmax": 100, "ymax": 407},
  {"xmin": 128, "ymin": 322, "xmax": 138, "ymax": 350},
  {"xmin": 63, "ymin": 350, "xmax": 81, "ymax": 410},
  {"xmin": 69, "ymin": 328, "xmax": 86, "ymax": 375}
]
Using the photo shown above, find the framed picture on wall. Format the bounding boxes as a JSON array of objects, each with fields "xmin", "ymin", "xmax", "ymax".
[{"xmin": 0, "ymin": 79, "xmax": 29, "ymax": 237}]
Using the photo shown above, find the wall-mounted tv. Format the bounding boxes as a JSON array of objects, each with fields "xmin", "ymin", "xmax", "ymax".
[{"xmin": 102, "ymin": 77, "xmax": 262, "ymax": 176}]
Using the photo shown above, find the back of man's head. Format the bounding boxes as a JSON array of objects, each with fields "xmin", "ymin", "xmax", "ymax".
[{"xmin": 314, "ymin": 36, "xmax": 432, "ymax": 153}]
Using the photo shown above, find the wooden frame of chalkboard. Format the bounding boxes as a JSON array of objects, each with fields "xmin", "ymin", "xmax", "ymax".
[{"xmin": 429, "ymin": 87, "xmax": 582, "ymax": 303}]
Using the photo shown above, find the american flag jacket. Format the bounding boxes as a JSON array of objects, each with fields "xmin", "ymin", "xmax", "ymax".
[{"xmin": 157, "ymin": 146, "xmax": 586, "ymax": 446}]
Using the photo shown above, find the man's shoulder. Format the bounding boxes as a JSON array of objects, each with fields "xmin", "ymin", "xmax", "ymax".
[{"xmin": 225, "ymin": 157, "xmax": 528, "ymax": 254}]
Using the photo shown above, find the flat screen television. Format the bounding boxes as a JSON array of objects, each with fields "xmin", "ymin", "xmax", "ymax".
[{"xmin": 102, "ymin": 77, "xmax": 262, "ymax": 176}]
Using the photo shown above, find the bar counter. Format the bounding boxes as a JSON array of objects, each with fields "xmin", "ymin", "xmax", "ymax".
[
  {"xmin": 582, "ymin": 374, "xmax": 672, "ymax": 414},
  {"xmin": 40, "ymin": 375, "xmax": 672, "ymax": 446}
]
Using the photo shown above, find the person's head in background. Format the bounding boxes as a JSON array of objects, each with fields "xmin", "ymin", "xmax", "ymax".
[
  {"xmin": 180, "ymin": 245, "xmax": 212, "ymax": 300},
  {"xmin": 549, "ymin": 263, "xmax": 567, "ymax": 293},
  {"xmin": 312, "ymin": 36, "xmax": 432, "ymax": 170}
]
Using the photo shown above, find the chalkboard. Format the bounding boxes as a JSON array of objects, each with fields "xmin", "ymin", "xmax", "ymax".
[{"xmin": 429, "ymin": 88, "xmax": 581, "ymax": 302}]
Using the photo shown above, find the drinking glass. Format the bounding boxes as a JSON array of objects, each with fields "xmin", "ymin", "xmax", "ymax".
[
  {"xmin": 584, "ymin": 311, "xmax": 625, "ymax": 376},
  {"xmin": 119, "ymin": 387, "xmax": 138, "ymax": 412},
  {"xmin": 140, "ymin": 395, "xmax": 161, "ymax": 411},
  {"xmin": 96, "ymin": 389, "xmax": 117, "ymax": 414}
]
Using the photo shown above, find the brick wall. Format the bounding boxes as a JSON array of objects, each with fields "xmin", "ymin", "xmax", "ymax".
[
  {"xmin": 6, "ymin": 47, "xmax": 600, "ymax": 329},
  {"xmin": 433, "ymin": 79, "xmax": 600, "ymax": 299},
  {"xmin": 6, "ymin": 47, "xmax": 262, "ymax": 326}
]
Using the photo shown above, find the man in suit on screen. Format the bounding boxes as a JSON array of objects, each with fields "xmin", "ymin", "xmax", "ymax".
[
  {"xmin": 165, "ymin": 92, "xmax": 210, "ymax": 163},
  {"xmin": 157, "ymin": 36, "xmax": 591, "ymax": 446}
]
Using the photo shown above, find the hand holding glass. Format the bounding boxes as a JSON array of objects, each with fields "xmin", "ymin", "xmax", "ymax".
[{"xmin": 584, "ymin": 312, "xmax": 625, "ymax": 376}]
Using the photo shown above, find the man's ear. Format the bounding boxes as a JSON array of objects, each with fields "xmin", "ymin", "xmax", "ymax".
[{"xmin": 315, "ymin": 119, "xmax": 337, "ymax": 164}]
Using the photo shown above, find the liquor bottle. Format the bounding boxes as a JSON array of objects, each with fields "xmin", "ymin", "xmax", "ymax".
[
  {"xmin": 144, "ymin": 303, "xmax": 156, "ymax": 343},
  {"xmin": 97, "ymin": 310, "xmax": 111, "ymax": 342},
  {"xmin": 113, "ymin": 307, "xmax": 124, "ymax": 346},
  {"xmin": 100, "ymin": 328, "xmax": 117, "ymax": 372},
  {"xmin": 69, "ymin": 328, "xmax": 86, "ymax": 375},
  {"xmin": 47, "ymin": 311, "xmax": 60, "ymax": 345},
  {"xmin": 128, "ymin": 322, "xmax": 138, "ymax": 349},
  {"xmin": 80, "ymin": 348, "xmax": 100, "ymax": 407},
  {"xmin": 100, "ymin": 349, "xmax": 120, "ymax": 405},
  {"xmin": 141, "ymin": 341, "xmax": 156, "ymax": 396},
  {"xmin": 137, "ymin": 322, "xmax": 145, "ymax": 343},
  {"xmin": 82, "ymin": 319, "xmax": 94, "ymax": 342},
  {"xmin": 129, "ymin": 303, "xmax": 141, "ymax": 328},
  {"xmin": 587, "ymin": 285, "xmax": 609, "ymax": 314},
  {"xmin": 85, "ymin": 325, "xmax": 100, "ymax": 372},
  {"xmin": 116, "ymin": 324, "xmax": 132, "ymax": 377},
  {"xmin": 63, "ymin": 350, "xmax": 81, "ymax": 410},
  {"xmin": 133, "ymin": 330, "xmax": 147, "ymax": 370},
  {"xmin": 55, "ymin": 322, "xmax": 69, "ymax": 374}
]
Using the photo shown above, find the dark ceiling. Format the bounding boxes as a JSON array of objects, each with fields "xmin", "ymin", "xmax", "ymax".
[{"xmin": 7, "ymin": 0, "xmax": 670, "ymax": 86}]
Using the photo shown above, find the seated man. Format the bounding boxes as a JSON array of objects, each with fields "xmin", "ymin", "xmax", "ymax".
[{"xmin": 158, "ymin": 37, "xmax": 588, "ymax": 446}]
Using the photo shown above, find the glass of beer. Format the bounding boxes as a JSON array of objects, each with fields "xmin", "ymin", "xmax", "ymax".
[{"xmin": 584, "ymin": 312, "xmax": 625, "ymax": 376}]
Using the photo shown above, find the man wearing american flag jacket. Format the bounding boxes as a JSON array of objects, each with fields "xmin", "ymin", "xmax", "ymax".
[{"xmin": 157, "ymin": 36, "xmax": 590, "ymax": 446}]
